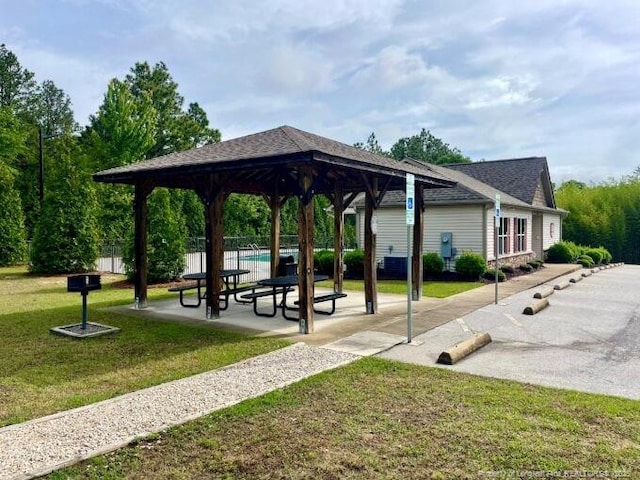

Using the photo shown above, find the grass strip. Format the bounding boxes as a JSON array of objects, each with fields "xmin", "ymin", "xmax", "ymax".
[
  {"xmin": 51, "ymin": 357, "xmax": 640, "ymax": 479},
  {"xmin": 317, "ymin": 278, "xmax": 482, "ymax": 298}
]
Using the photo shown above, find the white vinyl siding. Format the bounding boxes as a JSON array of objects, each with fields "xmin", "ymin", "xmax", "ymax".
[
  {"xmin": 357, "ymin": 207, "xmax": 410, "ymax": 260},
  {"xmin": 357, "ymin": 204, "xmax": 484, "ymax": 262},
  {"xmin": 487, "ymin": 208, "xmax": 533, "ymax": 261},
  {"xmin": 424, "ymin": 205, "xmax": 484, "ymax": 259},
  {"xmin": 543, "ymin": 213, "xmax": 562, "ymax": 249}
]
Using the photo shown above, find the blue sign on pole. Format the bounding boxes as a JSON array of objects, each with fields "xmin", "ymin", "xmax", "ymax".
[{"xmin": 406, "ymin": 173, "xmax": 415, "ymax": 226}]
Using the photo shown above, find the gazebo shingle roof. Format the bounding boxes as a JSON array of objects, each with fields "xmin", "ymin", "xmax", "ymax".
[{"xmin": 94, "ymin": 125, "xmax": 455, "ymax": 195}]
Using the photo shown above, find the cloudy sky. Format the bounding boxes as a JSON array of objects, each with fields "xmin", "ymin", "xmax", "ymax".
[{"xmin": 2, "ymin": 0, "xmax": 638, "ymax": 183}]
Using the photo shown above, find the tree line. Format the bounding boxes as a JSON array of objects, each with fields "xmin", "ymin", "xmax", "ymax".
[
  {"xmin": 555, "ymin": 173, "xmax": 640, "ymax": 264},
  {"xmin": 0, "ymin": 43, "xmax": 469, "ymax": 281}
]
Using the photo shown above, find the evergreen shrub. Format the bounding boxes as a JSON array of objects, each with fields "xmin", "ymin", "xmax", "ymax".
[
  {"xmin": 344, "ymin": 249, "xmax": 365, "ymax": 277},
  {"xmin": 314, "ymin": 249, "xmax": 334, "ymax": 276},
  {"xmin": 123, "ymin": 188, "xmax": 186, "ymax": 283},
  {"xmin": 519, "ymin": 263, "xmax": 533, "ymax": 272},
  {"xmin": 0, "ymin": 164, "xmax": 27, "ymax": 266},
  {"xmin": 577, "ymin": 255, "xmax": 594, "ymax": 268},
  {"xmin": 546, "ymin": 241, "xmax": 580, "ymax": 263},
  {"xmin": 583, "ymin": 248, "xmax": 603, "ymax": 265},
  {"xmin": 454, "ymin": 252, "xmax": 486, "ymax": 280},
  {"xmin": 500, "ymin": 264, "xmax": 515, "ymax": 274},
  {"xmin": 30, "ymin": 140, "xmax": 99, "ymax": 273},
  {"xmin": 422, "ymin": 252, "xmax": 444, "ymax": 277},
  {"xmin": 483, "ymin": 268, "xmax": 506, "ymax": 282}
]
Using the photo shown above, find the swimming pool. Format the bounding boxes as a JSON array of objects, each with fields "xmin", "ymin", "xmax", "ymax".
[{"xmin": 241, "ymin": 252, "xmax": 298, "ymax": 262}]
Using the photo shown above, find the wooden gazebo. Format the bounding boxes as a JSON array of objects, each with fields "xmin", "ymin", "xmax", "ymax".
[{"xmin": 93, "ymin": 126, "xmax": 455, "ymax": 333}]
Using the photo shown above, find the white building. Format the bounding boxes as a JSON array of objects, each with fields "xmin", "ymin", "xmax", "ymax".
[{"xmin": 354, "ymin": 157, "xmax": 565, "ymax": 272}]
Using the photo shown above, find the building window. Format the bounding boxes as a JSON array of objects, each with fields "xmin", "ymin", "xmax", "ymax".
[
  {"xmin": 514, "ymin": 218, "xmax": 527, "ymax": 252},
  {"xmin": 498, "ymin": 217, "xmax": 509, "ymax": 255},
  {"xmin": 550, "ymin": 222, "xmax": 555, "ymax": 238}
]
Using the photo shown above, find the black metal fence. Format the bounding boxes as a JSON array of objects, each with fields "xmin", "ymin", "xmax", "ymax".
[{"xmin": 96, "ymin": 235, "xmax": 335, "ymax": 283}]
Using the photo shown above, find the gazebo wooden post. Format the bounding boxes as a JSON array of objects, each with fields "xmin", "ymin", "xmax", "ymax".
[
  {"xmin": 333, "ymin": 182, "xmax": 344, "ymax": 293},
  {"xmin": 297, "ymin": 166, "xmax": 315, "ymax": 334},
  {"xmin": 133, "ymin": 180, "xmax": 154, "ymax": 308},
  {"xmin": 269, "ymin": 190, "xmax": 282, "ymax": 278},
  {"xmin": 364, "ymin": 178, "xmax": 378, "ymax": 314},
  {"xmin": 412, "ymin": 185, "xmax": 424, "ymax": 300},
  {"xmin": 199, "ymin": 178, "xmax": 226, "ymax": 319}
]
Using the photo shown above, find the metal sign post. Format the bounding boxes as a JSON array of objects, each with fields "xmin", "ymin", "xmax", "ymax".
[
  {"xmin": 406, "ymin": 174, "xmax": 415, "ymax": 343},
  {"xmin": 494, "ymin": 194, "xmax": 501, "ymax": 305}
]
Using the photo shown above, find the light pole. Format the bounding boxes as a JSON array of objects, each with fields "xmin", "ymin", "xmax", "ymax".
[
  {"xmin": 38, "ymin": 127, "xmax": 44, "ymax": 210},
  {"xmin": 38, "ymin": 127, "xmax": 64, "ymax": 210}
]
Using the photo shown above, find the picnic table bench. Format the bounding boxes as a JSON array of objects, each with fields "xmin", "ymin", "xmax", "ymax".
[
  {"xmin": 240, "ymin": 287, "xmax": 291, "ymax": 317},
  {"xmin": 246, "ymin": 274, "xmax": 332, "ymax": 321},
  {"xmin": 293, "ymin": 292, "xmax": 347, "ymax": 315}
]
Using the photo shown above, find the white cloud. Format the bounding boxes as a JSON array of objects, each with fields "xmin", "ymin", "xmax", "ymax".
[
  {"xmin": 10, "ymin": 44, "xmax": 119, "ymax": 125},
  {"xmin": 132, "ymin": 0, "xmax": 402, "ymax": 43},
  {"xmin": 259, "ymin": 44, "xmax": 336, "ymax": 94},
  {"xmin": 349, "ymin": 45, "xmax": 443, "ymax": 90},
  {"xmin": 466, "ymin": 75, "xmax": 540, "ymax": 110},
  {"xmin": 1, "ymin": 0, "xmax": 639, "ymax": 182}
]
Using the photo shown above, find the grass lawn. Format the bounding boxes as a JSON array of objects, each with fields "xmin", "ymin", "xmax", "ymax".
[
  {"xmin": 51, "ymin": 358, "xmax": 640, "ymax": 479},
  {"xmin": 0, "ymin": 266, "xmax": 290, "ymax": 426},
  {"xmin": 6, "ymin": 266, "xmax": 639, "ymax": 478},
  {"xmin": 317, "ymin": 278, "xmax": 483, "ymax": 298}
]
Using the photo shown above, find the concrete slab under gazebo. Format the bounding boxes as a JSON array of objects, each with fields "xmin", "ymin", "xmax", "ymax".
[{"xmin": 93, "ymin": 125, "xmax": 455, "ymax": 333}]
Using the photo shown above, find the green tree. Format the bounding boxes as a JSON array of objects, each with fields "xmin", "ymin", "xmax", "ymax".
[
  {"xmin": 0, "ymin": 108, "xmax": 28, "ymax": 265},
  {"xmin": 556, "ymin": 175, "xmax": 640, "ymax": 264},
  {"xmin": 123, "ymin": 188, "xmax": 186, "ymax": 283},
  {"xmin": 30, "ymin": 136, "xmax": 99, "ymax": 273},
  {"xmin": 86, "ymin": 78, "xmax": 158, "ymax": 241},
  {"xmin": 123, "ymin": 62, "xmax": 220, "ymax": 240},
  {"xmin": 124, "ymin": 61, "xmax": 220, "ymax": 158},
  {"xmin": 28, "ymin": 79, "xmax": 77, "ymax": 136},
  {"xmin": 0, "ymin": 106, "xmax": 27, "ymax": 165},
  {"xmin": 223, "ymin": 194, "xmax": 270, "ymax": 237},
  {"xmin": 88, "ymin": 78, "xmax": 157, "ymax": 169},
  {"xmin": 0, "ymin": 43, "xmax": 36, "ymax": 110},
  {"xmin": 354, "ymin": 132, "xmax": 389, "ymax": 156},
  {"xmin": 390, "ymin": 128, "xmax": 469, "ymax": 164},
  {"xmin": 0, "ymin": 163, "xmax": 27, "ymax": 265}
]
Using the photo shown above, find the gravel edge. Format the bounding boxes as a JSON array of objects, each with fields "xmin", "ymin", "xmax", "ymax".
[{"xmin": 0, "ymin": 343, "xmax": 359, "ymax": 480}]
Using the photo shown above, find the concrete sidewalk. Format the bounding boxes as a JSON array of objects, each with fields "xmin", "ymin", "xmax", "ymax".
[{"xmin": 288, "ymin": 263, "xmax": 581, "ymax": 346}]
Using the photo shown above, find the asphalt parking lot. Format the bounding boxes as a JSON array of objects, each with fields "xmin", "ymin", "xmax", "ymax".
[{"xmin": 381, "ymin": 264, "xmax": 640, "ymax": 400}]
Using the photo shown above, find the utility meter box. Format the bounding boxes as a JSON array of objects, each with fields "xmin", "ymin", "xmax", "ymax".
[{"xmin": 441, "ymin": 232, "xmax": 453, "ymax": 258}]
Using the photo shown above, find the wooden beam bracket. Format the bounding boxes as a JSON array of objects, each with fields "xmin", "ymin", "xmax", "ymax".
[
  {"xmin": 297, "ymin": 176, "xmax": 320, "ymax": 206},
  {"xmin": 361, "ymin": 173, "xmax": 392, "ymax": 209}
]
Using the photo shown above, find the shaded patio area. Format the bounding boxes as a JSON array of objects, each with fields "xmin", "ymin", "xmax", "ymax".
[{"xmin": 94, "ymin": 125, "xmax": 455, "ymax": 333}]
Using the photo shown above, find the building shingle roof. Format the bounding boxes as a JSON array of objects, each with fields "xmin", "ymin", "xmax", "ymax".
[
  {"xmin": 444, "ymin": 157, "xmax": 553, "ymax": 207},
  {"xmin": 354, "ymin": 156, "xmax": 561, "ymax": 214}
]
